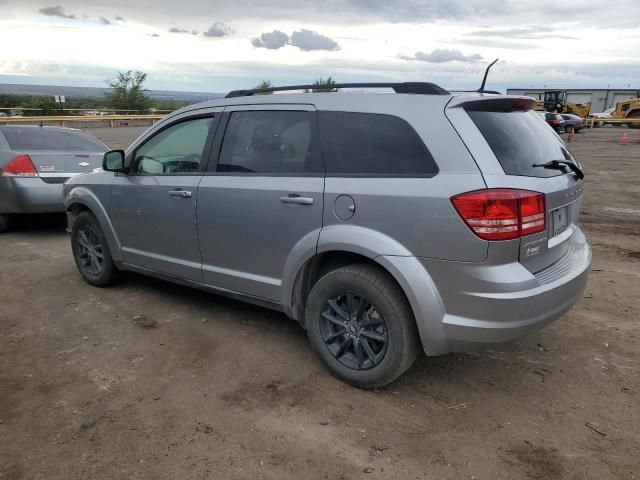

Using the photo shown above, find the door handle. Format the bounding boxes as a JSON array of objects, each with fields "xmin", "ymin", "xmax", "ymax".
[
  {"xmin": 280, "ymin": 195, "xmax": 314, "ymax": 205},
  {"xmin": 168, "ymin": 189, "xmax": 192, "ymax": 198}
]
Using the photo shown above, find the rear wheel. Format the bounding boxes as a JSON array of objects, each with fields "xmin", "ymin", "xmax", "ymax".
[
  {"xmin": 626, "ymin": 110, "xmax": 640, "ymax": 129},
  {"xmin": 0, "ymin": 214, "xmax": 8, "ymax": 233},
  {"xmin": 305, "ymin": 264, "xmax": 420, "ymax": 389},
  {"xmin": 71, "ymin": 211, "xmax": 119, "ymax": 287}
]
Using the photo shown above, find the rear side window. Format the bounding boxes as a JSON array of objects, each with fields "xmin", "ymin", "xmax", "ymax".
[
  {"xmin": 468, "ymin": 110, "xmax": 574, "ymax": 178},
  {"xmin": 217, "ymin": 111, "xmax": 322, "ymax": 174},
  {"xmin": 318, "ymin": 111, "xmax": 438, "ymax": 176},
  {"xmin": 0, "ymin": 127, "xmax": 106, "ymax": 152}
]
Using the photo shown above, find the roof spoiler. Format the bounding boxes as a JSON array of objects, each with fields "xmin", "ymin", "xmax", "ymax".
[{"xmin": 460, "ymin": 97, "xmax": 536, "ymax": 112}]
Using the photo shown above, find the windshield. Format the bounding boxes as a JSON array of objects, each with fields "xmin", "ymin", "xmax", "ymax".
[
  {"xmin": 468, "ymin": 109, "xmax": 575, "ymax": 178},
  {"xmin": 0, "ymin": 127, "xmax": 106, "ymax": 152}
]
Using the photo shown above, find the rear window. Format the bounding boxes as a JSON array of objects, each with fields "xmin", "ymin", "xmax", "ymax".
[
  {"xmin": 468, "ymin": 110, "xmax": 574, "ymax": 178},
  {"xmin": 0, "ymin": 127, "xmax": 106, "ymax": 152},
  {"xmin": 318, "ymin": 111, "xmax": 438, "ymax": 176}
]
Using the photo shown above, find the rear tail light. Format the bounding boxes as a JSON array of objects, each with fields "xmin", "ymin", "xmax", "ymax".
[
  {"xmin": 510, "ymin": 97, "xmax": 536, "ymax": 110},
  {"xmin": 451, "ymin": 189, "xmax": 546, "ymax": 241},
  {"xmin": 2, "ymin": 154, "xmax": 38, "ymax": 177},
  {"xmin": 551, "ymin": 119, "xmax": 561, "ymax": 125}
]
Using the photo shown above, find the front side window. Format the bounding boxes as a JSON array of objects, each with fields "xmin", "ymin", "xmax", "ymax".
[
  {"xmin": 133, "ymin": 117, "xmax": 213, "ymax": 174},
  {"xmin": 318, "ymin": 111, "xmax": 438, "ymax": 176},
  {"xmin": 217, "ymin": 110, "xmax": 322, "ymax": 174}
]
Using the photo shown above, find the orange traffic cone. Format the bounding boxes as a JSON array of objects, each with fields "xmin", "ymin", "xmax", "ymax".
[{"xmin": 620, "ymin": 132, "xmax": 629, "ymax": 145}]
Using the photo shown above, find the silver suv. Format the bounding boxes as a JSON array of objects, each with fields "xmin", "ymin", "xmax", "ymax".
[{"xmin": 64, "ymin": 83, "xmax": 591, "ymax": 388}]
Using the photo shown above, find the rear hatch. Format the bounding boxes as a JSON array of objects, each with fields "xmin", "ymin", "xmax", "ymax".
[
  {"xmin": 1, "ymin": 126, "xmax": 106, "ymax": 183},
  {"xmin": 447, "ymin": 96, "xmax": 584, "ymax": 273}
]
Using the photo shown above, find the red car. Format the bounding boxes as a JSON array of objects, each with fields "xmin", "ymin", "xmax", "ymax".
[{"xmin": 536, "ymin": 111, "xmax": 566, "ymax": 133}]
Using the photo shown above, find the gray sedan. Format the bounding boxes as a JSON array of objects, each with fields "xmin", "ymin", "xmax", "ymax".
[{"xmin": 0, "ymin": 125, "xmax": 107, "ymax": 232}]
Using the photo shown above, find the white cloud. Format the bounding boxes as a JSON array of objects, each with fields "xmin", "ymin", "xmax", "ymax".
[
  {"xmin": 400, "ymin": 49, "xmax": 482, "ymax": 63},
  {"xmin": 252, "ymin": 30, "xmax": 289, "ymax": 49},
  {"xmin": 203, "ymin": 22, "xmax": 232, "ymax": 37},
  {"xmin": 38, "ymin": 5, "xmax": 77, "ymax": 19},
  {"xmin": 289, "ymin": 29, "xmax": 339, "ymax": 51}
]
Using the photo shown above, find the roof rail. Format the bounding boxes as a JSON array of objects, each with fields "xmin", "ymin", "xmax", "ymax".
[
  {"xmin": 450, "ymin": 89, "xmax": 502, "ymax": 95},
  {"xmin": 225, "ymin": 82, "xmax": 450, "ymax": 98}
]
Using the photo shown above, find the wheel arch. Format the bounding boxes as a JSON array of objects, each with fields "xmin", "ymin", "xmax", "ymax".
[
  {"xmin": 65, "ymin": 187, "xmax": 123, "ymax": 262},
  {"xmin": 283, "ymin": 225, "xmax": 447, "ymax": 355}
]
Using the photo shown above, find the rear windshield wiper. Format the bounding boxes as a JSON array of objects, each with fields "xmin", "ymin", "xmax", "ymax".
[{"xmin": 532, "ymin": 160, "xmax": 584, "ymax": 179}]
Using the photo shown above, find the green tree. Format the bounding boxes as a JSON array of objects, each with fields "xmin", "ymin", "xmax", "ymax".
[
  {"xmin": 104, "ymin": 70, "xmax": 151, "ymax": 112},
  {"xmin": 254, "ymin": 80, "xmax": 273, "ymax": 95},
  {"xmin": 305, "ymin": 77, "xmax": 337, "ymax": 93}
]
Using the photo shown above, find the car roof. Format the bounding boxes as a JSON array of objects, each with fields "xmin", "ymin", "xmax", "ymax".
[{"xmin": 163, "ymin": 91, "xmax": 536, "ymax": 124}]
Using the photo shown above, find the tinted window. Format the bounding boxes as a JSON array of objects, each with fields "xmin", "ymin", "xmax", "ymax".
[
  {"xmin": 134, "ymin": 117, "xmax": 213, "ymax": 174},
  {"xmin": 217, "ymin": 111, "xmax": 321, "ymax": 174},
  {"xmin": 1, "ymin": 127, "xmax": 106, "ymax": 152},
  {"xmin": 468, "ymin": 109, "xmax": 575, "ymax": 178},
  {"xmin": 318, "ymin": 112, "xmax": 437, "ymax": 176}
]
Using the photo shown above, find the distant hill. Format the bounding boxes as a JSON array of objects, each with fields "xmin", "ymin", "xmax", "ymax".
[{"xmin": 0, "ymin": 83, "xmax": 225, "ymax": 103}]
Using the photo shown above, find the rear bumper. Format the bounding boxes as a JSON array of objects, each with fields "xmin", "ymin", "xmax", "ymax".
[
  {"xmin": 0, "ymin": 176, "xmax": 65, "ymax": 213},
  {"xmin": 411, "ymin": 228, "xmax": 591, "ymax": 354}
]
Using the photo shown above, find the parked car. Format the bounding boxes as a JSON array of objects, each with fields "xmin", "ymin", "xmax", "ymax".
[
  {"xmin": 590, "ymin": 107, "xmax": 615, "ymax": 119},
  {"xmin": 536, "ymin": 111, "xmax": 566, "ymax": 133},
  {"xmin": 0, "ymin": 125, "xmax": 107, "ymax": 232},
  {"xmin": 561, "ymin": 113, "xmax": 585, "ymax": 132},
  {"xmin": 64, "ymin": 85, "xmax": 591, "ymax": 388}
]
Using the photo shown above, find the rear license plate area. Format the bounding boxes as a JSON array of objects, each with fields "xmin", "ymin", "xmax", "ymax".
[{"xmin": 551, "ymin": 206, "xmax": 569, "ymax": 237}]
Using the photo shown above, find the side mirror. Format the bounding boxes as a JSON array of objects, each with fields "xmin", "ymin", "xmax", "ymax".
[{"xmin": 103, "ymin": 150, "xmax": 127, "ymax": 173}]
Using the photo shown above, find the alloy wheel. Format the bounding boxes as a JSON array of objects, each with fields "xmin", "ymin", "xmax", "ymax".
[
  {"xmin": 76, "ymin": 226, "xmax": 104, "ymax": 276},
  {"xmin": 320, "ymin": 291, "xmax": 388, "ymax": 370}
]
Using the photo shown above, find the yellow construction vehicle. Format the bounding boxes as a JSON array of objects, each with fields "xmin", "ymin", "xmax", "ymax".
[
  {"xmin": 532, "ymin": 90, "xmax": 591, "ymax": 117},
  {"xmin": 611, "ymin": 96, "xmax": 640, "ymax": 127}
]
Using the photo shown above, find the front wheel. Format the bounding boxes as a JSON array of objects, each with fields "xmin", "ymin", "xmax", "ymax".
[
  {"xmin": 71, "ymin": 211, "xmax": 120, "ymax": 287},
  {"xmin": 305, "ymin": 264, "xmax": 420, "ymax": 389}
]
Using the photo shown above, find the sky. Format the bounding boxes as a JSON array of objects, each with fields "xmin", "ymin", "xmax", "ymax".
[{"xmin": 1, "ymin": 0, "xmax": 639, "ymax": 93}]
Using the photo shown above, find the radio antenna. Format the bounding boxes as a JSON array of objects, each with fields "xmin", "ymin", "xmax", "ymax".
[{"xmin": 478, "ymin": 59, "xmax": 499, "ymax": 94}]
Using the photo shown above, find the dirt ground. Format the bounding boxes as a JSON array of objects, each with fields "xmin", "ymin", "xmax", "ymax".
[{"xmin": 1, "ymin": 126, "xmax": 638, "ymax": 480}]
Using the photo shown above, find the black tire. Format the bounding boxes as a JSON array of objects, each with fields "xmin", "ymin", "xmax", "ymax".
[
  {"xmin": 305, "ymin": 264, "xmax": 420, "ymax": 389},
  {"xmin": 626, "ymin": 110, "xmax": 640, "ymax": 129},
  {"xmin": 0, "ymin": 214, "xmax": 8, "ymax": 233},
  {"xmin": 71, "ymin": 211, "xmax": 120, "ymax": 287}
]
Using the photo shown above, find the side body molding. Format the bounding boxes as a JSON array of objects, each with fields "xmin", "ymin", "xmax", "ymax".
[{"xmin": 65, "ymin": 186, "xmax": 124, "ymax": 262}]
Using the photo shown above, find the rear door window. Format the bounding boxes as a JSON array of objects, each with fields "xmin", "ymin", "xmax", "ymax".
[
  {"xmin": 467, "ymin": 110, "xmax": 574, "ymax": 178},
  {"xmin": 0, "ymin": 127, "xmax": 106, "ymax": 152},
  {"xmin": 318, "ymin": 111, "xmax": 437, "ymax": 176},
  {"xmin": 216, "ymin": 110, "xmax": 322, "ymax": 174}
]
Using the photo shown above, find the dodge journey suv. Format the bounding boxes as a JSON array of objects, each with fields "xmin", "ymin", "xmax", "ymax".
[{"xmin": 64, "ymin": 82, "xmax": 591, "ymax": 388}]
